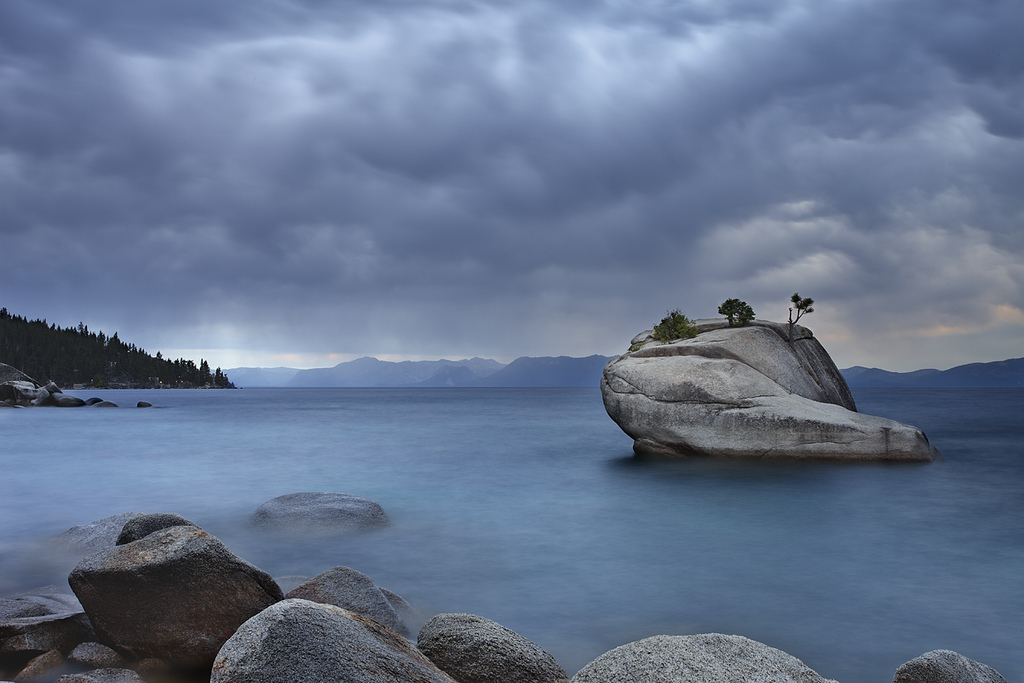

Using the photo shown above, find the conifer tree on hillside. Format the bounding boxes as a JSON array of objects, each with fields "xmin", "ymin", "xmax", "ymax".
[{"xmin": 0, "ymin": 307, "xmax": 233, "ymax": 388}]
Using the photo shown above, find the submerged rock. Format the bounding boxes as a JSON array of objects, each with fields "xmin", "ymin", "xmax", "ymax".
[
  {"xmin": 571, "ymin": 633, "xmax": 836, "ymax": 683},
  {"xmin": 602, "ymin": 319, "xmax": 939, "ymax": 461},
  {"xmin": 210, "ymin": 599, "xmax": 455, "ymax": 683},
  {"xmin": 417, "ymin": 613, "xmax": 569, "ymax": 683},
  {"xmin": 52, "ymin": 514, "xmax": 145, "ymax": 555},
  {"xmin": 251, "ymin": 492, "xmax": 390, "ymax": 534},
  {"xmin": 68, "ymin": 526, "xmax": 283, "ymax": 669}
]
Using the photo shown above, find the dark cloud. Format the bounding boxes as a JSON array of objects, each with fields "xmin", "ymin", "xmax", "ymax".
[{"xmin": 1, "ymin": 0, "xmax": 1021, "ymax": 369}]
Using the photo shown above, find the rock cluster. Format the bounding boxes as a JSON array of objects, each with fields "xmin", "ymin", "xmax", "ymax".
[
  {"xmin": 1, "ymin": 503, "xmax": 1008, "ymax": 683},
  {"xmin": 0, "ymin": 364, "xmax": 129, "ymax": 409},
  {"xmin": 602, "ymin": 319, "xmax": 940, "ymax": 461}
]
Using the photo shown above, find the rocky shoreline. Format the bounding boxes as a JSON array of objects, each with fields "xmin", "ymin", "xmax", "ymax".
[{"xmin": 0, "ymin": 495, "xmax": 1008, "ymax": 683}]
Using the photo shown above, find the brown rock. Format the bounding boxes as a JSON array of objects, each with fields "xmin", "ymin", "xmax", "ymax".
[{"xmin": 68, "ymin": 526, "xmax": 283, "ymax": 669}]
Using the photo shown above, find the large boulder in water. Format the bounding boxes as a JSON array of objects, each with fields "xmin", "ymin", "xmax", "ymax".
[
  {"xmin": 68, "ymin": 526, "xmax": 283, "ymax": 669},
  {"xmin": 417, "ymin": 613, "xmax": 569, "ymax": 683},
  {"xmin": 601, "ymin": 319, "xmax": 938, "ymax": 461},
  {"xmin": 285, "ymin": 566, "xmax": 409, "ymax": 636},
  {"xmin": 571, "ymin": 633, "xmax": 836, "ymax": 683},
  {"xmin": 893, "ymin": 650, "xmax": 1008, "ymax": 683},
  {"xmin": 251, "ymin": 492, "xmax": 390, "ymax": 534},
  {"xmin": 210, "ymin": 599, "xmax": 455, "ymax": 683}
]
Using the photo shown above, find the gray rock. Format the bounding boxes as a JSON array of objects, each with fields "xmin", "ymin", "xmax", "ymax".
[
  {"xmin": 52, "ymin": 514, "xmax": 145, "ymax": 555},
  {"xmin": 251, "ymin": 492, "xmax": 390, "ymax": 534},
  {"xmin": 571, "ymin": 633, "xmax": 836, "ymax": 683},
  {"xmin": 417, "ymin": 613, "xmax": 569, "ymax": 683},
  {"xmin": 13, "ymin": 649, "xmax": 62, "ymax": 682},
  {"xmin": 115, "ymin": 513, "xmax": 200, "ymax": 545},
  {"xmin": 210, "ymin": 598, "xmax": 455, "ymax": 683},
  {"xmin": 0, "ymin": 382, "xmax": 48, "ymax": 406},
  {"xmin": 68, "ymin": 526, "xmax": 283, "ymax": 669},
  {"xmin": 92, "ymin": 402, "xmax": 117, "ymax": 408},
  {"xmin": 381, "ymin": 588, "xmax": 419, "ymax": 633},
  {"xmin": 67, "ymin": 642, "xmax": 125, "ymax": 669},
  {"xmin": 51, "ymin": 394, "xmax": 86, "ymax": 408},
  {"xmin": 603, "ymin": 320, "xmax": 938, "ymax": 461},
  {"xmin": 0, "ymin": 586, "xmax": 94, "ymax": 655},
  {"xmin": 285, "ymin": 566, "xmax": 407, "ymax": 635},
  {"xmin": 0, "ymin": 364, "xmax": 35, "ymax": 385},
  {"xmin": 893, "ymin": 650, "xmax": 1007, "ymax": 683},
  {"xmin": 55, "ymin": 669, "xmax": 145, "ymax": 683},
  {"xmin": 135, "ymin": 402, "xmax": 151, "ymax": 408}
]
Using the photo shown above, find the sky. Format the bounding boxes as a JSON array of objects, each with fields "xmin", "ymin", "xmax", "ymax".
[{"xmin": 1, "ymin": 0, "xmax": 1022, "ymax": 372}]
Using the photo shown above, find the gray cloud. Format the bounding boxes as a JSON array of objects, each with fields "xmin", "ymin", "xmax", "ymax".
[{"xmin": 1, "ymin": 0, "xmax": 1021, "ymax": 369}]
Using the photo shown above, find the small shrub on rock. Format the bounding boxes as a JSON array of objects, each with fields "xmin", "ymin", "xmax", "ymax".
[
  {"xmin": 718, "ymin": 299, "xmax": 755, "ymax": 327},
  {"xmin": 651, "ymin": 310, "xmax": 699, "ymax": 343}
]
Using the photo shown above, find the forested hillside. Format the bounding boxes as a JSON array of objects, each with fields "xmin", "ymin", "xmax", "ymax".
[{"xmin": 0, "ymin": 308, "xmax": 233, "ymax": 388}]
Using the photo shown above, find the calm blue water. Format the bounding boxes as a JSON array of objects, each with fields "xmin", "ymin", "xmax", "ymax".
[{"xmin": 1, "ymin": 387, "xmax": 1021, "ymax": 682}]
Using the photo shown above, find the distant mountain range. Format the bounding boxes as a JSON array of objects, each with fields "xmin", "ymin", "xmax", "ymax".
[
  {"xmin": 227, "ymin": 355, "xmax": 614, "ymax": 388},
  {"xmin": 840, "ymin": 357, "xmax": 1023, "ymax": 387},
  {"xmin": 227, "ymin": 355, "xmax": 1023, "ymax": 388}
]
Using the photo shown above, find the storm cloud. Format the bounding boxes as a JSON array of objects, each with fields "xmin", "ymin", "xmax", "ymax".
[{"xmin": 2, "ymin": 0, "xmax": 1022, "ymax": 370}]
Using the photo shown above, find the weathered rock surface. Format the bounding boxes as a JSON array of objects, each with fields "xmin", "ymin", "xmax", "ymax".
[
  {"xmin": 418, "ymin": 613, "xmax": 569, "ymax": 683},
  {"xmin": 381, "ymin": 588, "xmax": 419, "ymax": 633},
  {"xmin": 602, "ymin": 319, "xmax": 939, "ymax": 461},
  {"xmin": 0, "ymin": 586, "xmax": 94, "ymax": 655},
  {"xmin": 0, "ymin": 364, "xmax": 35, "ymax": 385},
  {"xmin": 68, "ymin": 526, "xmax": 283, "ymax": 669},
  {"xmin": 55, "ymin": 668, "xmax": 145, "ymax": 683},
  {"xmin": 52, "ymin": 514, "xmax": 145, "ymax": 555},
  {"xmin": 571, "ymin": 633, "xmax": 836, "ymax": 683},
  {"xmin": 251, "ymin": 492, "xmax": 390, "ymax": 534},
  {"xmin": 12, "ymin": 648, "xmax": 63, "ymax": 682},
  {"xmin": 115, "ymin": 513, "xmax": 199, "ymax": 545},
  {"xmin": 66, "ymin": 643, "xmax": 124, "ymax": 669},
  {"xmin": 210, "ymin": 598, "xmax": 455, "ymax": 683},
  {"xmin": 0, "ymin": 382, "xmax": 48, "ymax": 406},
  {"xmin": 285, "ymin": 566, "xmax": 408, "ymax": 635},
  {"xmin": 894, "ymin": 650, "xmax": 1008, "ymax": 683}
]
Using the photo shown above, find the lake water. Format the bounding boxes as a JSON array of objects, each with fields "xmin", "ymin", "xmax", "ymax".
[{"xmin": 1, "ymin": 387, "xmax": 1021, "ymax": 682}]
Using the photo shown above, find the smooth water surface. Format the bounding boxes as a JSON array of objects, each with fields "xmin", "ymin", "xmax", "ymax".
[{"xmin": 1, "ymin": 387, "xmax": 1021, "ymax": 682}]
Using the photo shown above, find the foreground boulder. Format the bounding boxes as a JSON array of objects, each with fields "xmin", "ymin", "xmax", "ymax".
[
  {"xmin": 602, "ymin": 319, "xmax": 938, "ymax": 461},
  {"xmin": 251, "ymin": 492, "xmax": 390, "ymax": 534},
  {"xmin": 210, "ymin": 599, "xmax": 455, "ymax": 683},
  {"xmin": 894, "ymin": 650, "xmax": 1007, "ymax": 683},
  {"xmin": 285, "ymin": 566, "xmax": 409, "ymax": 635},
  {"xmin": 417, "ymin": 613, "xmax": 569, "ymax": 683},
  {"xmin": 571, "ymin": 633, "xmax": 836, "ymax": 683},
  {"xmin": 0, "ymin": 586, "xmax": 94, "ymax": 656},
  {"xmin": 68, "ymin": 526, "xmax": 283, "ymax": 669}
]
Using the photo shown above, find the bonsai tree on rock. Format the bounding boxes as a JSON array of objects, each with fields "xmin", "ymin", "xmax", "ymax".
[
  {"xmin": 718, "ymin": 299, "xmax": 755, "ymax": 327},
  {"xmin": 652, "ymin": 309, "xmax": 699, "ymax": 343},
  {"xmin": 787, "ymin": 293, "xmax": 814, "ymax": 341}
]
